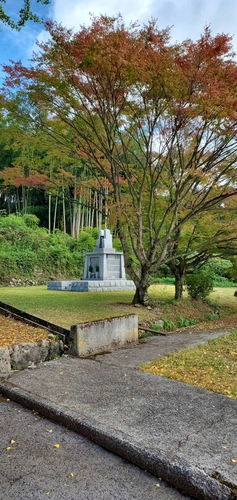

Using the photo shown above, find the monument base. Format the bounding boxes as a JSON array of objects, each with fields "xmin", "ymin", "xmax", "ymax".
[{"xmin": 47, "ymin": 279, "xmax": 135, "ymax": 292}]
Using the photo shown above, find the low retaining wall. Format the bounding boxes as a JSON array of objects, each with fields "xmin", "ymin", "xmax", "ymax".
[
  {"xmin": 0, "ymin": 339, "xmax": 63, "ymax": 373},
  {"xmin": 68, "ymin": 314, "xmax": 138, "ymax": 357}
]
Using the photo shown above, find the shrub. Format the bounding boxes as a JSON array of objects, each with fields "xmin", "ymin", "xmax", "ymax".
[
  {"xmin": 160, "ymin": 317, "xmax": 175, "ymax": 331},
  {"xmin": 0, "ymin": 250, "xmax": 18, "ymax": 281},
  {"xmin": 185, "ymin": 272, "xmax": 214, "ymax": 300},
  {"xmin": 177, "ymin": 315, "xmax": 198, "ymax": 327},
  {"xmin": 159, "ymin": 277, "xmax": 175, "ymax": 284},
  {"xmin": 15, "ymin": 250, "xmax": 37, "ymax": 274},
  {"xmin": 23, "ymin": 214, "xmax": 40, "ymax": 229}
]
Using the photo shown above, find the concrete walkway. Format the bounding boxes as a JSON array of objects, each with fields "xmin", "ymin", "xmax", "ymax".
[
  {"xmin": 0, "ymin": 396, "xmax": 189, "ymax": 500},
  {"xmin": 0, "ymin": 327, "xmax": 237, "ymax": 500}
]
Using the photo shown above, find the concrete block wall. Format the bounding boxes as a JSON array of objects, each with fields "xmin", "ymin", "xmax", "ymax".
[{"xmin": 68, "ymin": 314, "xmax": 138, "ymax": 357}]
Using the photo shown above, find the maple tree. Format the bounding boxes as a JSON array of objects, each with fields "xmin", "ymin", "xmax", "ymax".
[{"xmin": 3, "ymin": 15, "xmax": 237, "ymax": 304}]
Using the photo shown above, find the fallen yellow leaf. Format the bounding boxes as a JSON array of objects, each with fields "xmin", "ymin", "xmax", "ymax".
[
  {"xmin": 10, "ymin": 440, "xmax": 16, "ymax": 444},
  {"xmin": 54, "ymin": 444, "xmax": 60, "ymax": 449},
  {"xmin": 156, "ymin": 483, "xmax": 160, "ymax": 487},
  {"xmin": 231, "ymin": 458, "xmax": 237, "ymax": 463},
  {"xmin": 69, "ymin": 472, "xmax": 74, "ymax": 477},
  {"xmin": 45, "ymin": 429, "xmax": 53, "ymax": 433},
  {"xmin": 60, "ymin": 371, "xmax": 64, "ymax": 375},
  {"xmin": 6, "ymin": 447, "xmax": 11, "ymax": 451}
]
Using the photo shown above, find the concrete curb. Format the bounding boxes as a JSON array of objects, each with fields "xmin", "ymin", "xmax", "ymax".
[{"xmin": 0, "ymin": 379, "xmax": 234, "ymax": 500}]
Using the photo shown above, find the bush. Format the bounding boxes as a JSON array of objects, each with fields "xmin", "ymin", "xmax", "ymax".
[
  {"xmin": 15, "ymin": 250, "xmax": 37, "ymax": 274},
  {"xmin": 159, "ymin": 277, "xmax": 175, "ymax": 284},
  {"xmin": 23, "ymin": 214, "xmax": 40, "ymax": 229},
  {"xmin": 213, "ymin": 277, "xmax": 235, "ymax": 287},
  {"xmin": 161, "ymin": 317, "xmax": 175, "ymax": 331},
  {"xmin": 177, "ymin": 315, "xmax": 198, "ymax": 327},
  {"xmin": 185, "ymin": 272, "xmax": 214, "ymax": 300},
  {"xmin": 150, "ymin": 264, "xmax": 174, "ymax": 283}
]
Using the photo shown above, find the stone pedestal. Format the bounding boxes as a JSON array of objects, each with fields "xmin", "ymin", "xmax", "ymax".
[
  {"xmin": 47, "ymin": 229, "xmax": 135, "ymax": 292},
  {"xmin": 83, "ymin": 229, "xmax": 126, "ymax": 280}
]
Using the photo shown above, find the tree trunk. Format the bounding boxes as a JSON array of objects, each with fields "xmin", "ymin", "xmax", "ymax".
[
  {"xmin": 62, "ymin": 186, "xmax": 66, "ymax": 233},
  {"xmin": 132, "ymin": 268, "xmax": 150, "ymax": 305},
  {"xmin": 174, "ymin": 273, "xmax": 184, "ymax": 300},
  {"xmin": 48, "ymin": 192, "xmax": 51, "ymax": 233},
  {"xmin": 168, "ymin": 259, "xmax": 186, "ymax": 301},
  {"xmin": 53, "ymin": 194, "xmax": 58, "ymax": 232}
]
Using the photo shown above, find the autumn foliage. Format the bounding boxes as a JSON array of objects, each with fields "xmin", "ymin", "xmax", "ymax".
[{"xmin": 3, "ymin": 16, "xmax": 237, "ymax": 303}]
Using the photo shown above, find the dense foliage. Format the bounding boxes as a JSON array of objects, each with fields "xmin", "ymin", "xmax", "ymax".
[
  {"xmin": 185, "ymin": 272, "xmax": 214, "ymax": 300},
  {"xmin": 0, "ymin": 0, "xmax": 50, "ymax": 30},
  {"xmin": 0, "ymin": 214, "xmax": 98, "ymax": 285},
  {"xmin": 2, "ymin": 16, "xmax": 237, "ymax": 302}
]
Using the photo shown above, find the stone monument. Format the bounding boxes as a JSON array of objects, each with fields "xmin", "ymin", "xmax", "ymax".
[{"xmin": 47, "ymin": 229, "xmax": 135, "ymax": 292}]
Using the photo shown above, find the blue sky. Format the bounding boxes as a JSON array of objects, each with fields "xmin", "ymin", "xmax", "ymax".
[{"xmin": 0, "ymin": 0, "xmax": 237, "ymax": 83}]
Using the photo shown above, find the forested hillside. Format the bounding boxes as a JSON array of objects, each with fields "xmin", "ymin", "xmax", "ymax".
[{"xmin": 0, "ymin": 214, "xmax": 99, "ymax": 285}]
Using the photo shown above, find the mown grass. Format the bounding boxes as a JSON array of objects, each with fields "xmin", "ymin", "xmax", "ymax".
[
  {"xmin": 1, "ymin": 284, "xmax": 237, "ymax": 397},
  {"xmin": 141, "ymin": 331, "xmax": 237, "ymax": 399},
  {"xmin": 0, "ymin": 284, "xmax": 237, "ymax": 328}
]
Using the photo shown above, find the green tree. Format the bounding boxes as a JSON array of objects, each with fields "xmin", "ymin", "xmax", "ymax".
[
  {"xmin": 3, "ymin": 16, "xmax": 237, "ymax": 304},
  {"xmin": 0, "ymin": 0, "xmax": 50, "ymax": 30},
  {"xmin": 167, "ymin": 204, "xmax": 237, "ymax": 299}
]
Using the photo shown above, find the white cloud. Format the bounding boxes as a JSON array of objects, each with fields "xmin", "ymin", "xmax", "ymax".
[
  {"xmin": 52, "ymin": 0, "xmax": 152, "ymax": 28},
  {"xmin": 51, "ymin": 0, "xmax": 237, "ymax": 51}
]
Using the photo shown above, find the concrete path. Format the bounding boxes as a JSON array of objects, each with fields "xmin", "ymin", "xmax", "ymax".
[
  {"xmin": 0, "ymin": 396, "xmax": 188, "ymax": 500},
  {"xmin": 0, "ymin": 328, "xmax": 237, "ymax": 500}
]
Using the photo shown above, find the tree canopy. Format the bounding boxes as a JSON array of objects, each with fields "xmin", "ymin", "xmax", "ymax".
[
  {"xmin": 3, "ymin": 15, "xmax": 237, "ymax": 303},
  {"xmin": 0, "ymin": 0, "xmax": 50, "ymax": 30}
]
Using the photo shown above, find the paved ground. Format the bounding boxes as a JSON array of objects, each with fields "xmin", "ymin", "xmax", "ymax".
[
  {"xmin": 0, "ymin": 327, "xmax": 237, "ymax": 500},
  {"xmin": 0, "ymin": 396, "xmax": 189, "ymax": 500}
]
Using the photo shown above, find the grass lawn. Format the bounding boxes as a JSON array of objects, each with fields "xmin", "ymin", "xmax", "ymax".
[
  {"xmin": 141, "ymin": 331, "xmax": 237, "ymax": 399},
  {"xmin": 1, "ymin": 284, "xmax": 237, "ymax": 328},
  {"xmin": 0, "ymin": 284, "xmax": 237, "ymax": 398},
  {"xmin": 0, "ymin": 284, "xmax": 237, "ymax": 327}
]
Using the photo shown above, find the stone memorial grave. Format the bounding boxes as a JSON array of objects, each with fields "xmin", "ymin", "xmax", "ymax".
[{"xmin": 47, "ymin": 229, "xmax": 135, "ymax": 292}]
